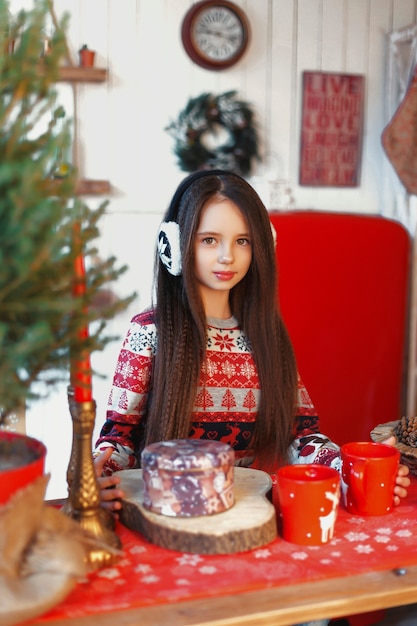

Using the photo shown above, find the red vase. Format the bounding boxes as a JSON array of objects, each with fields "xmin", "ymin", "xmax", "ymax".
[{"xmin": 0, "ymin": 431, "xmax": 47, "ymax": 505}]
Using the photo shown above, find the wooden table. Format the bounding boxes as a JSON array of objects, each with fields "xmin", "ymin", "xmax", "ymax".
[
  {"xmin": 31, "ymin": 563, "xmax": 417, "ymax": 625},
  {"xmin": 35, "ymin": 475, "xmax": 417, "ymax": 626}
]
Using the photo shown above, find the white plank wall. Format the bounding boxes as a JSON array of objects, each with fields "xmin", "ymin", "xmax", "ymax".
[{"xmin": 8, "ymin": 0, "xmax": 417, "ymax": 497}]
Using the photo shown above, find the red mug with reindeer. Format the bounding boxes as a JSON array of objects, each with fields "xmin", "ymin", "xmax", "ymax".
[{"xmin": 273, "ymin": 464, "xmax": 341, "ymax": 545}]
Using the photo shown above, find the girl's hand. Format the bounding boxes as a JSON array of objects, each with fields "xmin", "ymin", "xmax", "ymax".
[
  {"xmin": 94, "ymin": 447, "xmax": 125, "ymax": 515},
  {"xmin": 382, "ymin": 435, "xmax": 410, "ymax": 505}
]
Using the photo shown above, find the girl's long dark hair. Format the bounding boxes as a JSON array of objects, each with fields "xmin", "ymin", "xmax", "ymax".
[{"xmin": 144, "ymin": 170, "xmax": 298, "ymax": 468}]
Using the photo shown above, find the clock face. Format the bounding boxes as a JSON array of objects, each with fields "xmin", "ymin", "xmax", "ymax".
[
  {"xmin": 193, "ymin": 6, "xmax": 244, "ymax": 62},
  {"xmin": 181, "ymin": 1, "xmax": 250, "ymax": 70}
]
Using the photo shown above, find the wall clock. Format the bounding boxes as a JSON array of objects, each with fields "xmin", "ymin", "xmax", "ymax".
[{"xmin": 181, "ymin": 1, "xmax": 250, "ymax": 71}]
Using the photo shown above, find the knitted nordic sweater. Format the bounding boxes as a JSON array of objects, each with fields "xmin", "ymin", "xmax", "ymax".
[{"xmin": 95, "ymin": 310, "xmax": 340, "ymax": 475}]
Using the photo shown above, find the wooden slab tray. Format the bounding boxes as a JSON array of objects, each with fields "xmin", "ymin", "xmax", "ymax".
[{"xmin": 116, "ymin": 466, "xmax": 277, "ymax": 554}]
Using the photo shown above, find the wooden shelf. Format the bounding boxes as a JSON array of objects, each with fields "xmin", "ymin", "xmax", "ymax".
[
  {"xmin": 45, "ymin": 66, "xmax": 111, "ymax": 196},
  {"xmin": 76, "ymin": 179, "xmax": 111, "ymax": 195},
  {"xmin": 56, "ymin": 66, "xmax": 108, "ymax": 83},
  {"xmin": 45, "ymin": 178, "xmax": 111, "ymax": 196}
]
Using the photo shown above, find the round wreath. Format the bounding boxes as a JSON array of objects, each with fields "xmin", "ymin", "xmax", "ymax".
[{"xmin": 165, "ymin": 90, "xmax": 259, "ymax": 177}]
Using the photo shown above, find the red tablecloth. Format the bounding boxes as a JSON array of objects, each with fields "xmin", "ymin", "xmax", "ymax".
[{"xmin": 32, "ymin": 478, "xmax": 417, "ymax": 623}]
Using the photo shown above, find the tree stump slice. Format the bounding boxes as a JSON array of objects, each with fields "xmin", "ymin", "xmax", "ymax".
[{"xmin": 116, "ymin": 467, "xmax": 277, "ymax": 554}]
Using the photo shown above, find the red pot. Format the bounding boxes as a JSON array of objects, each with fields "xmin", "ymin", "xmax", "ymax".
[
  {"xmin": 79, "ymin": 49, "xmax": 95, "ymax": 68},
  {"xmin": 0, "ymin": 431, "xmax": 47, "ymax": 505}
]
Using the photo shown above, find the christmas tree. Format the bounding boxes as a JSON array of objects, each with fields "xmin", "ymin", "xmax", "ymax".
[{"xmin": 0, "ymin": 0, "xmax": 134, "ymax": 422}]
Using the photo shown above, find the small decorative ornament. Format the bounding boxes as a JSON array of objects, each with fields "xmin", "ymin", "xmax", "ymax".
[
  {"xmin": 166, "ymin": 90, "xmax": 259, "ymax": 177},
  {"xmin": 78, "ymin": 44, "xmax": 95, "ymax": 67}
]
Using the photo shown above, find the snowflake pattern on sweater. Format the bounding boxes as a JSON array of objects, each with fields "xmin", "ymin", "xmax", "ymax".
[{"xmin": 95, "ymin": 310, "xmax": 340, "ymax": 475}]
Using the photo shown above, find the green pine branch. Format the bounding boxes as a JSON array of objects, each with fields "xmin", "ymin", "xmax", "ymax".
[{"xmin": 0, "ymin": 0, "xmax": 135, "ymax": 422}]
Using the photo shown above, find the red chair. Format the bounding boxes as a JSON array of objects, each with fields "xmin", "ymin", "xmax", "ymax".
[
  {"xmin": 270, "ymin": 210, "xmax": 411, "ymax": 446},
  {"xmin": 270, "ymin": 210, "xmax": 412, "ymax": 626}
]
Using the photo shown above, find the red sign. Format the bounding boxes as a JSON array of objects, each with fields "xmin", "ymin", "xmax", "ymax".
[{"xmin": 299, "ymin": 71, "xmax": 365, "ymax": 187}]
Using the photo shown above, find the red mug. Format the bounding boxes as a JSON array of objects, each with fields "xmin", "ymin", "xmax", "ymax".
[
  {"xmin": 273, "ymin": 464, "xmax": 340, "ymax": 545},
  {"xmin": 341, "ymin": 441, "xmax": 400, "ymax": 516}
]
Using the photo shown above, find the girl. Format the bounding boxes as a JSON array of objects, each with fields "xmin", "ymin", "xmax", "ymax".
[
  {"xmin": 94, "ymin": 169, "xmax": 409, "ymax": 511},
  {"xmin": 94, "ymin": 169, "xmax": 409, "ymax": 626}
]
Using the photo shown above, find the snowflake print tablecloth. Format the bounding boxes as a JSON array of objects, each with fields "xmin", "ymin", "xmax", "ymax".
[{"xmin": 32, "ymin": 478, "xmax": 417, "ymax": 623}]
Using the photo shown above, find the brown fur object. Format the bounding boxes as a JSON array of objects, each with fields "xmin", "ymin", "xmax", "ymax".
[{"xmin": 0, "ymin": 475, "xmax": 88, "ymax": 626}]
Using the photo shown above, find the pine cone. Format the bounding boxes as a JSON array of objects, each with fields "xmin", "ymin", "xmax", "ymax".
[{"xmin": 394, "ymin": 416, "xmax": 417, "ymax": 447}]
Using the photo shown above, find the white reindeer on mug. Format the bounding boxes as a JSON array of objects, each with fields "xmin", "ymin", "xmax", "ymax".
[{"xmin": 319, "ymin": 487, "xmax": 340, "ymax": 543}]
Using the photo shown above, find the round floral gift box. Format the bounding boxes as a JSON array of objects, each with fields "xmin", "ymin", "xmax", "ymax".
[{"xmin": 141, "ymin": 438, "xmax": 235, "ymax": 517}]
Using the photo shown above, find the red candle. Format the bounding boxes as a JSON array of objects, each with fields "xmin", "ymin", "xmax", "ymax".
[{"xmin": 71, "ymin": 228, "xmax": 93, "ymax": 402}]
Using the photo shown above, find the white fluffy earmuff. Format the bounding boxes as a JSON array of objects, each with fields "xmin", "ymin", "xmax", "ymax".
[
  {"xmin": 270, "ymin": 222, "xmax": 277, "ymax": 247},
  {"xmin": 157, "ymin": 221, "xmax": 182, "ymax": 276}
]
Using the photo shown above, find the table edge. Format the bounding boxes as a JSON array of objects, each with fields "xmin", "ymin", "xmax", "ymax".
[{"xmin": 30, "ymin": 563, "xmax": 417, "ymax": 626}]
